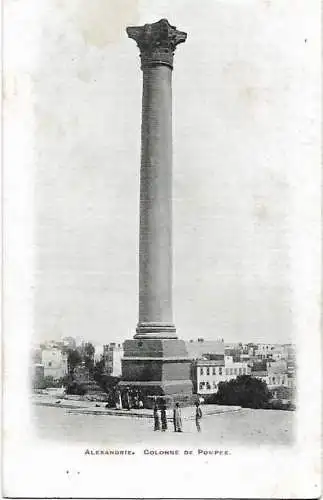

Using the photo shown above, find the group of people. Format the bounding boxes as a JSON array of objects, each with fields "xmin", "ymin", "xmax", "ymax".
[
  {"xmin": 114, "ymin": 388, "xmax": 144, "ymax": 410},
  {"xmin": 113, "ymin": 389, "xmax": 203, "ymax": 433},
  {"xmin": 153, "ymin": 401, "xmax": 203, "ymax": 433}
]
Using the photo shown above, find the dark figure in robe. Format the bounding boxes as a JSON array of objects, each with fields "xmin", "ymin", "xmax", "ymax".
[
  {"xmin": 153, "ymin": 403, "xmax": 161, "ymax": 431},
  {"xmin": 195, "ymin": 401, "xmax": 202, "ymax": 432},
  {"xmin": 173, "ymin": 402, "xmax": 183, "ymax": 432},
  {"xmin": 161, "ymin": 403, "xmax": 168, "ymax": 431},
  {"xmin": 124, "ymin": 388, "xmax": 131, "ymax": 410}
]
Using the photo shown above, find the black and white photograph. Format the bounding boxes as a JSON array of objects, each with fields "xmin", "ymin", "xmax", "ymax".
[{"xmin": 3, "ymin": 0, "xmax": 321, "ymax": 498}]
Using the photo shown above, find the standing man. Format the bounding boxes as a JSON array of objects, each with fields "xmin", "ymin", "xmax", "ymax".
[
  {"xmin": 173, "ymin": 403, "xmax": 183, "ymax": 432},
  {"xmin": 195, "ymin": 401, "xmax": 202, "ymax": 432},
  {"xmin": 153, "ymin": 401, "xmax": 161, "ymax": 431},
  {"xmin": 124, "ymin": 387, "xmax": 131, "ymax": 410},
  {"xmin": 161, "ymin": 402, "xmax": 168, "ymax": 431},
  {"xmin": 115, "ymin": 389, "xmax": 122, "ymax": 409}
]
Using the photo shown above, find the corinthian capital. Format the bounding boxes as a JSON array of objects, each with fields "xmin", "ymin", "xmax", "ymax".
[{"xmin": 126, "ymin": 18, "xmax": 187, "ymax": 70}]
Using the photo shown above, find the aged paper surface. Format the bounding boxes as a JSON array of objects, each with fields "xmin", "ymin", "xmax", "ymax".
[{"xmin": 2, "ymin": 0, "xmax": 321, "ymax": 498}]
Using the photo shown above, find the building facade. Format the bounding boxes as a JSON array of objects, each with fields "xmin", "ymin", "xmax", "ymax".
[
  {"xmin": 41, "ymin": 348, "xmax": 68, "ymax": 379},
  {"xmin": 103, "ymin": 343, "xmax": 124, "ymax": 377},
  {"xmin": 195, "ymin": 357, "xmax": 251, "ymax": 396},
  {"xmin": 253, "ymin": 370, "xmax": 288, "ymax": 389}
]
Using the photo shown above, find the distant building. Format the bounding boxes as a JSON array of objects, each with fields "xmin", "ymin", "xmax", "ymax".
[
  {"xmin": 94, "ymin": 345, "xmax": 104, "ymax": 362},
  {"xmin": 224, "ymin": 342, "xmax": 241, "ymax": 350},
  {"xmin": 250, "ymin": 353, "xmax": 295, "ymax": 405},
  {"xmin": 103, "ymin": 343, "xmax": 124, "ymax": 377},
  {"xmin": 288, "ymin": 374, "xmax": 296, "ymax": 389},
  {"xmin": 266, "ymin": 359, "xmax": 288, "ymax": 374},
  {"xmin": 224, "ymin": 345, "xmax": 241, "ymax": 362},
  {"xmin": 254, "ymin": 343, "xmax": 287, "ymax": 360},
  {"xmin": 240, "ymin": 343, "xmax": 257, "ymax": 357},
  {"xmin": 190, "ymin": 340, "xmax": 295, "ymax": 400},
  {"xmin": 285, "ymin": 344, "xmax": 296, "ymax": 377},
  {"xmin": 31, "ymin": 363, "xmax": 45, "ymax": 386},
  {"xmin": 284, "ymin": 343, "xmax": 296, "ymax": 359},
  {"xmin": 31, "ymin": 347, "xmax": 42, "ymax": 364},
  {"xmin": 253, "ymin": 370, "xmax": 288, "ymax": 389},
  {"xmin": 61, "ymin": 336, "xmax": 76, "ymax": 350},
  {"xmin": 194, "ymin": 356, "xmax": 250, "ymax": 396},
  {"xmin": 41, "ymin": 347, "xmax": 68, "ymax": 379}
]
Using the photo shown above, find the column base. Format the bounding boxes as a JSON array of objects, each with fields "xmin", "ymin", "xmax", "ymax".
[{"xmin": 120, "ymin": 337, "xmax": 193, "ymax": 408}]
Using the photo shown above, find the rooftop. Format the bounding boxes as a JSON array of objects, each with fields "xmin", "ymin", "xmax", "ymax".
[{"xmin": 195, "ymin": 360, "xmax": 225, "ymax": 366}]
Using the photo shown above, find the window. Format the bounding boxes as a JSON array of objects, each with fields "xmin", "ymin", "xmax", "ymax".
[
  {"xmin": 206, "ymin": 367, "xmax": 210, "ymax": 376},
  {"xmin": 225, "ymin": 368, "xmax": 229, "ymax": 376},
  {"xmin": 219, "ymin": 368, "xmax": 222, "ymax": 375},
  {"xmin": 48, "ymin": 361, "xmax": 52, "ymax": 367},
  {"xmin": 200, "ymin": 368, "xmax": 204, "ymax": 376},
  {"xmin": 239, "ymin": 368, "xmax": 242, "ymax": 375},
  {"xmin": 206, "ymin": 382, "xmax": 211, "ymax": 390},
  {"xmin": 199, "ymin": 382, "xmax": 204, "ymax": 391},
  {"xmin": 212, "ymin": 367, "xmax": 216, "ymax": 375},
  {"xmin": 230, "ymin": 368, "xmax": 233, "ymax": 375}
]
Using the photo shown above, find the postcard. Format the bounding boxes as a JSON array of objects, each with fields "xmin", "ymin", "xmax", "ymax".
[{"xmin": 2, "ymin": 0, "xmax": 321, "ymax": 498}]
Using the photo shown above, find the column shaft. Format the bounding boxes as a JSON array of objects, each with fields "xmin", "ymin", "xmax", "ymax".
[{"xmin": 136, "ymin": 66, "xmax": 176, "ymax": 338}]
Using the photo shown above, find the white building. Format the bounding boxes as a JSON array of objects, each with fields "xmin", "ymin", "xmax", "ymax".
[
  {"xmin": 94, "ymin": 344, "xmax": 104, "ymax": 362},
  {"xmin": 104, "ymin": 343, "xmax": 124, "ymax": 377},
  {"xmin": 41, "ymin": 348, "xmax": 68, "ymax": 379},
  {"xmin": 254, "ymin": 344, "xmax": 287, "ymax": 360},
  {"xmin": 196, "ymin": 357, "xmax": 251, "ymax": 396},
  {"xmin": 253, "ymin": 370, "xmax": 288, "ymax": 389},
  {"xmin": 61, "ymin": 336, "xmax": 76, "ymax": 350}
]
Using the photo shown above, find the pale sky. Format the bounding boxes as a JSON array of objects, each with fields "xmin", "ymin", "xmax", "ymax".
[{"xmin": 27, "ymin": 0, "xmax": 319, "ymax": 346}]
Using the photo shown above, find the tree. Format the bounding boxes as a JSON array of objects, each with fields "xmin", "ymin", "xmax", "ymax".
[
  {"xmin": 83, "ymin": 342, "xmax": 95, "ymax": 358},
  {"xmin": 33, "ymin": 375, "xmax": 61, "ymax": 390},
  {"xmin": 215, "ymin": 375, "xmax": 271, "ymax": 409},
  {"xmin": 82, "ymin": 342, "xmax": 95, "ymax": 374},
  {"xmin": 67, "ymin": 349, "xmax": 82, "ymax": 373},
  {"xmin": 66, "ymin": 380, "xmax": 87, "ymax": 395},
  {"xmin": 93, "ymin": 357, "xmax": 119, "ymax": 393}
]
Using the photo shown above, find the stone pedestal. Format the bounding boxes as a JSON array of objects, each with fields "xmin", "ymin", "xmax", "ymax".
[
  {"xmin": 120, "ymin": 19, "xmax": 192, "ymax": 406},
  {"xmin": 120, "ymin": 339, "xmax": 192, "ymax": 407}
]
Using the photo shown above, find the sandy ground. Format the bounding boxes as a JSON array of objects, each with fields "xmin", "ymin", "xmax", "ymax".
[{"xmin": 32, "ymin": 403, "xmax": 294, "ymax": 447}]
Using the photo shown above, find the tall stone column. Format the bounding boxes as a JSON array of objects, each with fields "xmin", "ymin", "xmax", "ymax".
[
  {"xmin": 127, "ymin": 19, "xmax": 186, "ymax": 339},
  {"xmin": 120, "ymin": 19, "xmax": 193, "ymax": 407}
]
